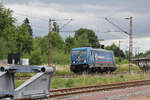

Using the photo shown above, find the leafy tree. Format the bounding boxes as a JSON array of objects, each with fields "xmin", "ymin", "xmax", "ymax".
[
  {"xmin": 24, "ymin": 18, "xmax": 33, "ymax": 36},
  {"xmin": 0, "ymin": 4, "xmax": 34, "ymax": 58},
  {"xmin": 17, "ymin": 23, "xmax": 33, "ymax": 55},
  {"xmin": 33, "ymin": 36, "xmax": 42, "ymax": 49},
  {"xmin": 0, "ymin": 4, "xmax": 18, "ymax": 59},
  {"xmin": 124, "ymin": 50, "xmax": 129, "ymax": 59},
  {"xmin": 0, "ymin": 4, "xmax": 15, "ymax": 38},
  {"xmin": 38, "ymin": 36, "xmax": 48, "ymax": 55},
  {"xmin": 65, "ymin": 33, "xmax": 91, "ymax": 53},
  {"xmin": 29, "ymin": 48, "xmax": 42, "ymax": 65},
  {"xmin": 105, "ymin": 43, "xmax": 125, "ymax": 58},
  {"xmin": 2, "ymin": 25, "xmax": 18, "ymax": 53},
  {"xmin": 37, "ymin": 32, "xmax": 65, "ymax": 53},
  {"xmin": 143, "ymin": 50, "xmax": 150, "ymax": 57},
  {"xmin": 135, "ymin": 52, "xmax": 144, "ymax": 58},
  {"xmin": 52, "ymin": 22, "xmax": 59, "ymax": 33},
  {"xmin": 0, "ymin": 38, "xmax": 9, "ymax": 59},
  {"xmin": 65, "ymin": 36, "xmax": 76, "ymax": 53},
  {"xmin": 135, "ymin": 50, "xmax": 150, "ymax": 58},
  {"xmin": 51, "ymin": 32, "xmax": 65, "ymax": 49},
  {"xmin": 74, "ymin": 28, "xmax": 100, "ymax": 48},
  {"xmin": 74, "ymin": 33, "xmax": 90, "ymax": 47}
]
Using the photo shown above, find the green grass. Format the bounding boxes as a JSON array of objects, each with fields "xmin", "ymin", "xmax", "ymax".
[
  {"xmin": 53, "ymin": 64, "xmax": 74, "ymax": 76},
  {"xmin": 15, "ymin": 72, "xmax": 150, "ymax": 89},
  {"xmin": 55, "ymin": 71, "xmax": 74, "ymax": 76},
  {"xmin": 15, "ymin": 80, "xmax": 25, "ymax": 88},
  {"xmin": 14, "ymin": 64, "xmax": 144, "ymax": 89},
  {"xmin": 51, "ymin": 72, "xmax": 150, "ymax": 89},
  {"xmin": 15, "ymin": 73, "xmax": 35, "ymax": 77},
  {"xmin": 50, "ymin": 63, "xmax": 146, "ymax": 89},
  {"xmin": 115, "ymin": 64, "xmax": 140, "ymax": 73}
]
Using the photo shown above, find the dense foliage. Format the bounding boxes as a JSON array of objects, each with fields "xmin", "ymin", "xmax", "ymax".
[
  {"xmin": 135, "ymin": 50, "xmax": 150, "ymax": 58},
  {"xmin": 74, "ymin": 28, "xmax": 100, "ymax": 48},
  {"xmin": 105, "ymin": 43, "xmax": 125, "ymax": 58},
  {"xmin": 0, "ymin": 4, "xmax": 33, "ymax": 59}
]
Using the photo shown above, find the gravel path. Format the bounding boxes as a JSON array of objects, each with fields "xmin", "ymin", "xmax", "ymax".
[{"xmin": 52, "ymin": 84, "xmax": 150, "ymax": 100}]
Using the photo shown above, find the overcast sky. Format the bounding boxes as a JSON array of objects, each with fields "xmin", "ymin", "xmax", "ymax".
[{"xmin": 2, "ymin": 0, "xmax": 150, "ymax": 53}]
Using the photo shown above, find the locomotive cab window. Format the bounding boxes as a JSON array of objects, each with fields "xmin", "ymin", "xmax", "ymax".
[{"xmin": 72, "ymin": 50, "xmax": 87, "ymax": 56}]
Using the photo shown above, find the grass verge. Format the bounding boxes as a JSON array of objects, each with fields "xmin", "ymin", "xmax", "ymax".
[
  {"xmin": 15, "ymin": 64, "xmax": 143, "ymax": 89},
  {"xmin": 51, "ymin": 72, "xmax": 150, "ymax": 89}
]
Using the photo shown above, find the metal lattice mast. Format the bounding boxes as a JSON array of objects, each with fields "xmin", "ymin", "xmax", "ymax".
[
  {"xmin": 129, "ymin": 16, "xmax": 133, "ymax": 72},
  {"xmin": 118, "ymin": 40, "xmax": 121, "ymax": 73}
]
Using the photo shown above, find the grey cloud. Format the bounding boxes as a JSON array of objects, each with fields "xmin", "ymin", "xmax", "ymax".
[{"xmin": 3, "ymin": 0, "xmax": 150, "ymax": 39}]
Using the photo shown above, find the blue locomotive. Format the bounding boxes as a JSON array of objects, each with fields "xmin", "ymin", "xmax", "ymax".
[{"xmin": 70, "ymin": 47, "xmax": 117, "ymax": 73}]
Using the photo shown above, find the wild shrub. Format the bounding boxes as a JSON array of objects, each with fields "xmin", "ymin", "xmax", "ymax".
[
  {"xmin": 29, "ymin": 48, "xmax": 42, "ymax": 65},
  {"xmin": 65, "ymin": 79, "xmax": 74, "ymax": 87}
]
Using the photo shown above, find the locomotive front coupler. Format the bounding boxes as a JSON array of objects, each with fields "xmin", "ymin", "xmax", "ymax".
[{"xmin": 0, "ymin": 65, "xmax": 55, "ymax": 99}]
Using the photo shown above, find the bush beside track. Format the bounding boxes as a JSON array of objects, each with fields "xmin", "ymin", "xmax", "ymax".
[{"xmin": 115, "ymin": 64, "xmax": 140, "ymax": 73}]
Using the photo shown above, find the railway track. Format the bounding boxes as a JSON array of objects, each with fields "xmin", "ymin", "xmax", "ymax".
[{"xmin": 49, "ymin": 79, "xmax": 150, "ymax": 98}]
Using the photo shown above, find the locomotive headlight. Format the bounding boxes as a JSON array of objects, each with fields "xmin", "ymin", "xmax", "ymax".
[{"xmin": 84, "ymin": 59, "xmax": 86, "ymax": 63}]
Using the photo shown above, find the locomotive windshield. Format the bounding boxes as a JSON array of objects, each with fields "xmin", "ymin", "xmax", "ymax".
[{"xmin": 72, "ymin": 50, "xmax": 87, "ymax": 56}]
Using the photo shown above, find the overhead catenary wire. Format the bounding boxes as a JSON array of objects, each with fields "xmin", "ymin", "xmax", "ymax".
[
  {"xmin": 14, "ymin": 13, "xmax": 76, "ymax": 38},
  {"xmin": 105, "ymin": 17, "xmax": 128, "ymax": 35},
  {"xmin": 13, "ymin": 12, "xmax": 132, "ymax": 40},
  {"xmin": 59, "ymin": 19, "xmax": 73, "ymax": 31},
  {"xmin": 15, "ymin": 12, "xmax": 104, "ymax": 36},
  {"xmin": 14, "ymin": 12, "xmax": 49, "ymax": 22}
]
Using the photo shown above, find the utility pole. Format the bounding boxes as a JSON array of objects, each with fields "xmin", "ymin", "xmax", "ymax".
[
  {"xmin": 118, "ymin": 40, "xmax": 121, "ymax": 73},
  {"xmin": 48, "ymin": 19, "xmax": 52, "ymax": 66},
  {"xmin": 126, "ymin": 16, "xmax": 133, "ymax": 73},
  {"xmin": 130, "ymin": 16, "xmax": 133, "ymax": 73}
]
